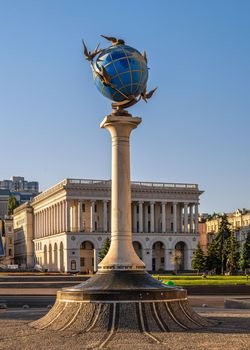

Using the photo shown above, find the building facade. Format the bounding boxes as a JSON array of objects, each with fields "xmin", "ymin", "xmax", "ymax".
[
  {"xmin": 13, "ymin": 178, "xmax": 203, "ymax": 273},
  {"xmin": 206, "ymin": 209, "xmax": 250, "ymax": 247},
  {"xmin": 0, "ymin": 218, "xmax": 15, "ymax": 266}
]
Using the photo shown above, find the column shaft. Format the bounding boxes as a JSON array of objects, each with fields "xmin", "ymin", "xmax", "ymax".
[
  {"xmin": 173, "ymin": 202, "xmax": 177, "ymax": 233},
  {"xmin": 161, "ymin": 202, "xmax": 166, "ymax": 233},
  {"xmin": 150, "ymin": 201, "xmax": 155, "ymax": 233}
]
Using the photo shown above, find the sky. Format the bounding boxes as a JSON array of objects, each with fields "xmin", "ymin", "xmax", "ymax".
[{"xmin": 0, "ymin": 0, "xmax": 249, "ymax": 214}]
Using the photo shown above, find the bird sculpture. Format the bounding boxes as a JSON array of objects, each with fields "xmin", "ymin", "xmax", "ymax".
[
  {"xmin": 140, "ymin": 87, "xmax": 158, "ymax": 103},
  {"xmin": 101, "ymin": 35, "xmax": 125, "ymax": 46},
  {"xmin": 82, "ymin": 40, "xmax": 103, "ymax": 61}
]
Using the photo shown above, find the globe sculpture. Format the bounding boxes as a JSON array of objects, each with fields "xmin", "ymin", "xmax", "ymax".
[
  {"xmin": 31, "ymin": 36, "xmax": 215, "ymax": 347},
  {"xmin": 83, "ymin": 35, "xmax": 157, "ymax": 111}
]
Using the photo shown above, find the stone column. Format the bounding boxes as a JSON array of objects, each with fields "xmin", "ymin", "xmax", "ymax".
[
  {"xmin": 103, "ymin": 200, "xmax": 108, "ymax": 232},
  {"xmin": 161, "ymin": 202, "xmax": 166, "ymax": 233},
  {"xmin": 195, "ymin": 203, "xmax": 199, "ymax": 234},
  {"xmin": 132, "ymin": 202, "xmax": 137, "ymax": 233},
  {"xmin": 173, "ymin": 202, "xmax": 177, "ymax": 233},
  {"xmin": 144, "ymin": 203, "xmax": 148, "ymax": 233},
  {"xmin": 65, "ymin": 200, "xmax": 70, "ymax": 232},
  {"xmin": 93, "ymin": 248, "xmax": 101, "ymax": 272},
  {"xmin": 78, "ymin": 201, "xmax": 83, "ymax": 232},
  {"xmin": 190, "ymin": 204, "xmax": 193, "ymax": 233},
  {"xmin": 184, "ymin": 203, "xmax": 188, "ymax": 233},
  {"xmin": 90, "ymin": 200, "xmax": 95, "ymax": 232},
  {"xmin": 99, "ymin": 114, "xmax": 144, "ymax": 270},
  {"xmin": 150, "ymin": 201, "xmax": 155, "ymax": 233},
  {"xmin": 139, "ymin": 201, "xmax": 143, "ymax": 233}
]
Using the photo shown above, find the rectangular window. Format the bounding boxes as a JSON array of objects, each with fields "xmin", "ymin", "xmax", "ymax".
[
  {"xmin": 82, "ymin": 203, "xmax": 85, "ymax": 212},
  {"xmin": 148, "ymin": 206, "xmax": 150, "ymax": 214},
  {"xmin": 71, "ymin": 260, "xmax": 76, "ymax": 270},
  {"xmin": 161, "ymin": 257, "xmax": 165, "ymax": 264},
  {"xmin": 171, "ymin": 206, "xmax": 173, "ymax": 214},
  {"xmin": 171, "ymin": 222, "xmax": 173, "ymax": 231},
  {"xmin": 95, "ymin": 204, "xmax": 97, "ymax": 212}
]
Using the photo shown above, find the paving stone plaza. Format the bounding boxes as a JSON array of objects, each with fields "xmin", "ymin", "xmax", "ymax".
[{"xmin": 0, "ymin": 308, "xmax": 250, "ymax": 350}]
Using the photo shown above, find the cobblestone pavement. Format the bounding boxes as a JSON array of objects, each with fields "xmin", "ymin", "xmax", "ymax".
[{"xmin": 0, "ymin": 308, "xmax": 249, "ymax": 350}]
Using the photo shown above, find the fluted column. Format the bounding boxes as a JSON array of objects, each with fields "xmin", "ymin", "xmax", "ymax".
[
  {"xmin": 184, "ymin": 203, "xmax": 188, "ymax": 233},
  {"xmin": 144, "ymin": 203, "xmax": 148, "ymax": 233},
  {"xmin": 78, "ymin": 201, "xmax": 83, "ymax": 231},
  {"xmin": 195, "ymin": 203, "xmax": 199, "ymax": 234},
  {"xmin": 132, "ymin": 202, "xmax": 137, "ymax": 233},
  {"xmin": 65, "ymin": 200, "xmax": 70, "ymax": 232},
  {"xmin": 103, "ymin": 200, "xmax": 108, "ymax": 232},
  {"xmin": 90, "ymin": 200, "xmax": 95, "ymax": 232},
  {"xmin": 161, "ymin": 202, "xmax": 166, "ymax": 233},
  {"xmin": 173, "ymin": 202, "xmax": 177, "ymax": 233},
  {"xmin": 150, "ymin": 201, "xmax": 155, "ymax": 233},
  {"xmin": 190, "ymin": 204, "xmax": 193, "ymax": 233},
  {"xmin": 139, "ymin": 201, "xmax": 143, "ymax": 233}
]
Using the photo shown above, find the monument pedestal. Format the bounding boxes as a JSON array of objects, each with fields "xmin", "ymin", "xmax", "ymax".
[{"xmin": 31, "ymin": 114, "xmax": 215, "ymax": 344}]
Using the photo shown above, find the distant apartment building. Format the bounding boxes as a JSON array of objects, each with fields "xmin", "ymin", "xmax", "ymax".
[
  {"xmin": 206, "ymin": 209, "xmax": 250, "ymax": 247},
  {"xmin": 13, "ymin": 178, "xmax": 203, "ymax": 272},
  {"xmin": 0, "ymin": 176, "xmax": 39, "ymax": 193},
  {"xmin": 0, "ymin": 176, "xmax": 39, "ymax": 219}
]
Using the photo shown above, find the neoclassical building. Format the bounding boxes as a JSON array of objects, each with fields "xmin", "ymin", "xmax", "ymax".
[{"xmin": 13, "ymin": 178, "xmax": 203, "ymax": 272}]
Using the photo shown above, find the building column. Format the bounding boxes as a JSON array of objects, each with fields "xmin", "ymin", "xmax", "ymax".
[
  {"xmin": 90, "ymin": 200, "xmax": 95, "ymax": 232},
  {"xmin": 139, "ymin": 201, "xmax": 143, "ymax": 233},
  {"xmin": 78, "ymin": 201, "xmax": 83, "ymax": 232},
  {"xmin": 103, "ymin": 200, "xmax": 108, "ymax": 232},
  {"xmin": 150, "ymin": 201, "xmax": 155, "ymax": 233},
  {"xmin": 184, "ymin": 203, "xmax": 188, "ymax": 233},
  {"xmin": 161, "ymin": 202, "xmax": 166, "ymax": 233},
  {"xmin": 65, "ymin": 200, "xmax": 70, "ymax": 232},
  {"xmin": 173, "ymin": 202, "xmax": 177, "ymax": 233},
  {"xmin": 132, "ymin": 202, "xmax": 137, "ymax": 233},
  {"xmin": 93, "ymin": 248, "xmax": 101, "ymax": 272},
  {"xmin": 144, "ymin": 203, "xmax": 148, "ymax": 233},
  {"xmin": 189, "ymin": 204, "xmax": 193, "ymax": 233},
  {"xmin": 195, "ymin": 203, "xmax": 199, "ymax": 234}
]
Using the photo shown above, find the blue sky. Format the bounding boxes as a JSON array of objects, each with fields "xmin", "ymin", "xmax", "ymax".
[{"xmin": 0, "ymin": 0, "xmax": 249, "ymax": 213}]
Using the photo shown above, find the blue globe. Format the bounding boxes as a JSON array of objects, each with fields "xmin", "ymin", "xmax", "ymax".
[{"xmin": 93, "ymin": 45, "xmax": 148, "ymax": 102}]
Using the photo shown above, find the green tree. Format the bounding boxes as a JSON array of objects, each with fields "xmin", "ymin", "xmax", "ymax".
[
  {"xmin": 192, "ymin": 242, "xmax": 206, "ymax": 273},
  {"xmin": 239, "ymin": 233, "xmax": 250, "ymax": 273},
  {"xmin": 206, "ymin": 237, "xmax": 221, "ymax": 273},
  {"xmin": 225, "ymin": 233, "xmax": 239, "ymax": 274},
  {"xmin": 99, "ymin": 238, "xmax": 111, "ymax": 261},
  {"xmin": 215, "ymin": 214, "xmax": 231, "ymax": 274},
  {"xmin": 8, "ymin": 196, "xmax": 19, "ymax": 215}
]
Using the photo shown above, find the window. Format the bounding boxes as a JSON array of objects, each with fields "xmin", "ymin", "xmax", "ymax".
[
  {"xmin": 161, "ymin": 257, "xmax": 165, "ymax": 264},
  {"xmin": 137, "ymin": 222, "xmax": 139, "ymax": 232},
  {"xmin": 71, "ymin": 260, "xmax": 76, "ymax": 270},
  {"xmin": 8, "ymin": 249, "xmax": 12, "ymax": 256},
  {"xmin": 171, "ymin": 206, "xmax": 173, "ymax": 214},
  {"xmin": 148, "ymin": 221, "xmax": 151, "ymax": 232},
  {"xmin": 148, "ymin": 206, "xmax": 150, "ymax": 214},
  {"xmin": 82, "ymin": 203, "xmax": 85, "ymax": 212},
  {"xmin": 171, "ymin": 222, "xmax": 173, "ymax": 231},
  {"xmin": 95, "ymin": 221, "xmax": 97, "ymax": 231},
  {"xmin": 80, "ymin": 257, "xmax": 85, "ymax": 266}
]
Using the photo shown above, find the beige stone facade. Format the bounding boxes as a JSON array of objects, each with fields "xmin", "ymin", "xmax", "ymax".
[
  {"xmin": 0, "ymin": 218, "xmax": 14, "ymax": 266},
  {"xmin": 206, "ymin": 209, "xmax": 250, "ymax": 247},
  {"xmin": 13, "ymin": 178, "xmax": 203, "ymax": 272},
  {"xmin": 13, "ymin": 203, "xmax": 33, "ymax": 267}
]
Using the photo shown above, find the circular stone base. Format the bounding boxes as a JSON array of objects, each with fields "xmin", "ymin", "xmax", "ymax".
[{"xmin": 30, "ymin": 271, "xmax": 216, "ymax": 346}]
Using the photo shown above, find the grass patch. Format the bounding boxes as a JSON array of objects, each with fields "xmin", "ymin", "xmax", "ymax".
[{"xmin": 152, "ymin": 275, "xmax": 250, "ymax": 286}]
